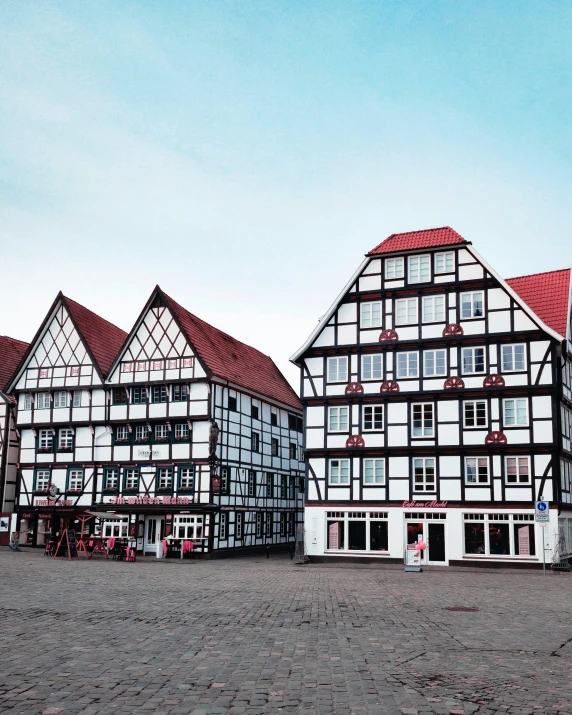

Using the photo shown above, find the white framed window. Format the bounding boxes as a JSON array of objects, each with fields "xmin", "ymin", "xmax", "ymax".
[
  {"xmin": 363, "ymin": 405, "xmax": 383, "ymax": 431},
  {"xmin": 58, "ymin": 428, "xmax": 73, "ymax": 450},
  {"xmin": 502, "ymin": 344, "xmax": 526, "ymax": 372},
  {"xmin": 68, "ymin": 469, "xmax": 83, "ymax": 492},
  {"xmin": 460, "ymin": 292, "xmax": 484, "ymax": 319},
  {"xmin": 423, "ymin": 350, "xmax": 446, "ymax": 376},
  {"xmin": 328, "ymin": 406, "xmax": 349, "ymax": 432},
  {"xmin": 385, "ymin": 257, "xmax": 404, "ymax": 279},
  {"xmin": 364, "ymin": 459, "xmax": 385, "ymax": 484},
  {"xmin": 362, "ymin": 354, "xmax": 383, "ymax": 380},
  {"xmin": 155, "ymin": 424, "xmax": 169, "ymax": 441},
  {"xmin": 506, "ymin": 456, "xmax": 530, "ymax": 484},
  {"xmin": 360, "ymin": 302, "xmax": 382, "ymax": 328},
  {"xmin": 174, "ymin": 423, "xmax": 190, "ymax": 440},
  {"xmin": 464, "ymin": 400, "xmax": 487, "ymax": 428},
  {"xmin": 178, "ymin": 467, "xmax": 194, "ymax": 490},
  {"xmin": 219, "ymin": 512, "xmax": 228, "ymax": 540},
  {"xmin": 327, "ymin": 356, "xmax": 348, "ymax": 383},
  {"xmin": 157, "ymin": 467, "xmax": 173, "ymax": 489},
  {"xmin": 412, "ymin": 403, "xmax": 434, "ymax": 437},
  {"xmin": 329, "ymin": 459, "xmax": 350, "ymax": 485},
  {"xmin": 462, "ymin": 347, "xmax": 485, "ymax": 374},
  {"xmin": 236, "ymin": 512, "xmax": 244, "ymax": 539},
  {"xmin": 115, "ymin": 426, "xmax": 129, "ymax": 442},
  {"xmin": 422, "ymin": 295, "xmax": 445, "ymax": 323},
  {"xmin": 395, "ymin": 298, "xmax": 418, "ymax": 325},
  {"xmin": 174, "ymin": 515, "xmax": 203, "ymax": 539},
  {"xmin": 413, "ymin": 458, "xmax": 436, "ymax": 492},
  {"xmin": 134, "ymin": 425, "xmax": 147, "ymax": 442},
  {"xmin": 465, "ymin": 457, "xmax": 489, "ymax": 484},
  {"xmin": 38, "ymin": 429, "xmax": 53, "ymax": 450},
  {"xmin": 503, "ymin": 399, "xmax": 528, "ymax": 426},
  {"xmin": 104, "ymin": 468, "xmax": 119, "ymax": 490},
  {"xmin": 35, "ymin": 469, "xmax": 51, "ymax": 491},
  {"xmin": 24, "ymin": 393, "xmax": 32, "ymax": 410},
  {"xmin": 396, "ymin": 351, "xmax": 419, "ymax": 378},
  {"xmin": 435, "ymin": 251, "xmax": 455, "ymax": 274},
  {"xmin": 53, "ymin": 391, "xmax": 68, "ymax": 408},
  {"xmin": 103, "ymin": 517, "xmax": 129, "ymax": 538},
  {"xmin": 72, "ymin": 391, "xmax": 82, "ymax": 408},
  {"xmin": 36, "ymin": 393, "xmax": 50, "ymax": 410},
  {"xmin": 408, "ymin": 255, "xmax": 430, "ymax": 283},
  {"xmin": 124, "ymin": 468, "xmax": 139, "ymax": 490}
]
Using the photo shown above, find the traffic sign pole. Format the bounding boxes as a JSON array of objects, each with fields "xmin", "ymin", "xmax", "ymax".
[{"xmin": 535, "ymin": 499, "xmax": 549, "ymax": 576}]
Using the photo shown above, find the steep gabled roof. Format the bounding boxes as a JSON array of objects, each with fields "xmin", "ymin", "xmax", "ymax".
[
  {"xmin": 368, "ymin": 226, "xmax": 468, "ymax": 255},
  {"xmin": 506, "ymin": 269, "xmax": 571, "ymax": 339},
  {"xmin": 6, "ymin": 293, "xmax": 128, "ymax": 391},
  {"xmin": 0, "ymin": 336, "xmax": 29, "ymax": 392},
  {"xmin": 62, "ymin": 296, "xmax": 128, "ymax": 376},
  {"xmin": 161, "ymin": 290, "xmax": 301, "ymax": 411}
]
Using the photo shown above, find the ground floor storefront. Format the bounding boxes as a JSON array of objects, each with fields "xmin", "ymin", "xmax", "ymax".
[{"xmin": 305, "ymin": 504, "xmax": 563, "ymax": 567}]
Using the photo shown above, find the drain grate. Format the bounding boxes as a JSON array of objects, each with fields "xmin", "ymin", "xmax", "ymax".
[{"xmin": 444, "ymin": 606, "xmax": 479, "ymax": 612}]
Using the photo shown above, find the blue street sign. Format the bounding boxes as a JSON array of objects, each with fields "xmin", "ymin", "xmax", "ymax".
[{"xmin": 535, "ymin": 501, "xmax": 549, "ymax": 522}]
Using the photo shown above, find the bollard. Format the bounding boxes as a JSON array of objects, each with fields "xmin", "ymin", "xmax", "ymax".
[{"xmin": 266, "ymin": 546, "xmax": 270, "ymax": 559}]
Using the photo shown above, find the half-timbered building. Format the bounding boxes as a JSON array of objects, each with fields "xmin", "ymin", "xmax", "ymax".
[
  {"xmin": 291, "ymin": 227, "xmax": 572, "ymax": 566},
  {"xmin": 8, "ymin": 287, "xmax": 304, "ymax": 555},
  {"xmin": 0, "ymin": 335, "xmax": 29, "ymax": 542}
]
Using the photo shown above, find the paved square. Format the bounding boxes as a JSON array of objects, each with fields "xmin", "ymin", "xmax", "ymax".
[{"xmin": 0, "ymin": 549, "xmax": 571, "ymax": 714}]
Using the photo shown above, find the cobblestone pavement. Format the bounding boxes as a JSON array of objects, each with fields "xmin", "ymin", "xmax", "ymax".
[{"xmin": 0, "ymin": 549, "xmax": 571, "ymax": 715}]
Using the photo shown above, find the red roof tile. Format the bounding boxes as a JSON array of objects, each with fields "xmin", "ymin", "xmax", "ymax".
[
  {"xmin": 506, "ymin": 269, "xmax": 571, "ymax": 338},
  {"xmin": 161, "ymin": 290, "xmax": 301, "ymax": 411},
  {"xmin": 0, "ymin": 335, "xmax": 29, "ymax": 392},
  {"xmin": 63, "ymin": 296, "xmax": 128, "ymax": 376},
  {"xmin": 368, "ymin": 227, "xmax": 467, "ymax": 255}
]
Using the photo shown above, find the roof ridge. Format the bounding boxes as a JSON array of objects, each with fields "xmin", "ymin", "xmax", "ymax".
[
  {"xmin": 506, "ymin": 267, "xmax": 571, "ymax": 282},
  {"xmin": 161, "ymin": 290, "xmax": 273, "ymax": 361}
]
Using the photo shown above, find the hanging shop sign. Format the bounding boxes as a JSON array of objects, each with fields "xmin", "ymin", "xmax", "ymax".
[{"xmin": 109, "ymin": 496, "xmax": 192, "ymax": 505}]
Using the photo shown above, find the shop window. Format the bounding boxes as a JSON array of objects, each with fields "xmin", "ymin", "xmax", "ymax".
[
  {"xmin": 514, "ymin": 523, "xmax": 536, "ymax": 555},
  {"xmin": 348, "ymin": 519, "xmax": 366, "ymax": 550},
  {"xmin": 464, "ymin": 522, "xmax": 486, "ymax": 554},
  {"xmin": 489, "ymin": 523, "xmax": 510, "ymax": 555},
  {"xmin": 327, "ymin": 516, "xmax": 345, "ymax": 550},
  {"xmin": 175, "ymin": 515, "xmax": 203, "ymax": 540},
  {"xmin": 103, "ymin": 518, "xmax": 129, "ymax": 538},
  {"xmin": 370, "ymin": 520, "xmax": 388, "ymax": 551}
]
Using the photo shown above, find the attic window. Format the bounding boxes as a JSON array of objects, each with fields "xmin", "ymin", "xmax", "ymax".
[
  {"xmin": 228, "ymin": 395, "xmax": 237, "ymax": 412},
  {"xmin": 152, "ymin": 360, "xmax": 164, "ymax": 371},
  {"xmin": 167, "ymin": 359, "xmax": 178, "ymax": 369},
  {"xmin": 70, "ymin": 366, "xmax": 80, "ymax": 376},
  {"xmin": 121, "ymin": 363, "xmax": 133, "ymax": 373},
  {"xmin": 136, "ymin": 361, "xmax": 147, "ymax": 372},
  {"xmin": 182, "ymin": 358, "xmax": 193, "ymax": 369},
  {"xmin": 39, "ymin": 369, "xmax": 50, "ymax": 378}
]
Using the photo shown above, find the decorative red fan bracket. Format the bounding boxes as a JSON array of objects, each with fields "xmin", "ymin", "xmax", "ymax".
[
  {"xmin": 485, "ymin": 431, "xmax": 507, "ymax": 445},
  {"xmin": 380, "ymin": 380, "xmax": 400, "ymax": 393},
  {"xmin": 346, "ymin": 435, "xmax": 365, "ymax": 448},
  {"xmin": 483, "ymin": 374, "xmax": 505, "ymax": 388},
  {"xmin": 444, "ymin": 376, "xmax": 465, "ymax": 390},
  {"xmin": 442, "ymin": 323, "xmax": 464, "ymax": 337},
  {"xmin": 379, "ymin": 329, "xmax": 398, "ymax": 342},
  {"xmin": 345, "ymin": 382, "xmax": 364, "ymax": 395}
]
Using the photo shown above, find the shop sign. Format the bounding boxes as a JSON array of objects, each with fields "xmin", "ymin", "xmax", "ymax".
[
  {"xmin": 35, "ymin": 499, "xmax": 73, "ymax": 507},
  {"xmin": 328, "ymin": 522, "xmax": 339, "ymax": 550},
  {"xmin": 109, "ymin": 496, "xmax": 192, "ymax": 505},
  {"xmin": 137, "ymin": 449, "xmax": 161, "ymax": 457},
  {"xmin": 406, "ymin": 544, "xmax": 421, "ymax": 566},
  {"xmin": 402, "ymin": 500, "xmax": 448, "ymax": 508}
]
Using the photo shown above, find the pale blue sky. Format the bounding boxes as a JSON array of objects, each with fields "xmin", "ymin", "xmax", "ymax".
[{"xmin": 1, "ymin": 2, "xmax": 571, "ymax": 386}]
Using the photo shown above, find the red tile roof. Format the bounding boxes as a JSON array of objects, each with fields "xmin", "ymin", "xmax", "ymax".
[
  {"xmin": 0, "ymin": 335, "xmax": 29, "ymax": 392},
  {"xmin": 63, "ymin": 296, "xmax": 128, "ymax": 376},
  {"xmin": 161, "ymin": 290, "xmax": 302, "ymax": 411},
  {"xmin": 506, "ymin": 269, "xmax": 571, "ymax": 338},
  {"xmin": 368, "ymin": 226, "xmax": 468, "ymax": 255}
]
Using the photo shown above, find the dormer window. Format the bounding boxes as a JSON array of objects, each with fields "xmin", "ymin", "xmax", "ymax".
[
  {"xmin": 408, "ymin": 255, "xmax": 430, "ymax": 283},
  {"xmin": 435, "ymin": 251, "xmax": 455, "ymax": 274},
  {"xmin": 385, "ymin": 258, "xmax": 404, "ymax": 279}
]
